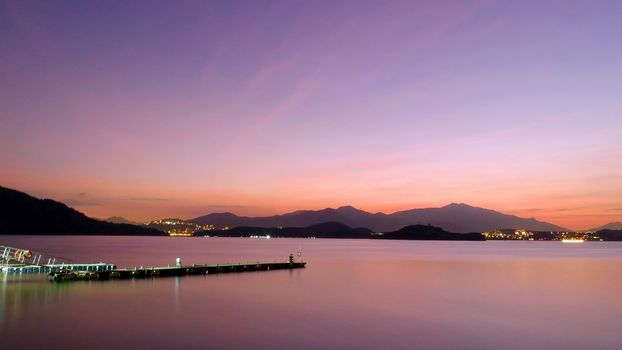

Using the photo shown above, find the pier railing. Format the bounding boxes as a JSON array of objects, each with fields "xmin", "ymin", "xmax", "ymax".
[{"xmin": 0, "ymin": 245, "xmax": 72, "ymax": 267}]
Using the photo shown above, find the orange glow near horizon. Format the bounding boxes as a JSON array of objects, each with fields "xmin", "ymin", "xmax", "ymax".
[{"xmin": 2, "ymin": 168, "xmax": 620, "ymax": 231}]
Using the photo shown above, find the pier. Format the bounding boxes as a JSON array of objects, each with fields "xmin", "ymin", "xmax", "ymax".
[
  {"xmin": 2, "ymin": 244, "xmax": 307, "ymax": 281},
  {"xmin": 1, "ymin": 263, "xmax": 115, "ymax": 274},
  {"xmin": 1, "ymin": 245, "xmax": 115, "ymax": 273},
  {"xmin": 49, "ymin": 261, "xmax": 306, "ymax": 281}
]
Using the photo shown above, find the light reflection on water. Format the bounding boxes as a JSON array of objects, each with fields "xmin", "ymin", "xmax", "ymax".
[{"xmin": 1, "ymin": 236, "xmax": 621, "ymax": 349}]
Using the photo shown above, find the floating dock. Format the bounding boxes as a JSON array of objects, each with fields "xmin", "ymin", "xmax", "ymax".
[{"xmin": 49, "ymin": 261, "xmax": 306, "ymax": 281}]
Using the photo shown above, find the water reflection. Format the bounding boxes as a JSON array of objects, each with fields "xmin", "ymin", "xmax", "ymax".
[{"xmin": 1, "ymin": 237, "xmax": 621, "ymax": 349}]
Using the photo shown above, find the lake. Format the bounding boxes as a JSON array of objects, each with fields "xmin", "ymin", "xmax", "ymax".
[{"xmin": 1, "ymin": 236, "xmax": 621, "ymax": 349}]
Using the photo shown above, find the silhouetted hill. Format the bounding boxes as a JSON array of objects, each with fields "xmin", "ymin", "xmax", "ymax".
[
  {"xmin": 376, "ymin": 225, "xmax": 484, "ymax": 241},
  {"xmin": 590, "ymin": 222, "xmax": 622, "ymax": 231},
  {"xmin": 390, "ymin": 203, "xmax": 566, "ymax": 232},
  {"xmin": 190, "ymin": 203, "xmax": 566, "ymax": 232},
  {"xmin": 192, "ymin": 212, "xmax": 248, "ymax": 228},
  {"xmin": 104, "ymin": 216, "xmax": 142, "ymax": 225},
  {"xmin": 201, "ymin": 221, "xmax": 372, "ymax": 239},
  {"xmin": 202, "ymin": 222, "xmax": 480, "ymax": 241},
  {"xmin": 0, "ymin": 186, "xmax": 165, "ymax": 235},
  {"xmin": 596, "ymin": 229, "xmax": 622, "ymax": 241},
  {"xmin": 191, "ymin": 206, "xmax": 390, "ymax": 231}
]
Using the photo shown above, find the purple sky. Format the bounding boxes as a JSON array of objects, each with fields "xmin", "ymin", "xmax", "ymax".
[{"xmin": 1, "ymin": 0, "xmax": 621, "ymax": 229}]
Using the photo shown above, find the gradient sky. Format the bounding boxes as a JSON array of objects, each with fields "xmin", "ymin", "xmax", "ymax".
[{"xmin": 1, "ymin": 0, "xmax": 621, "ymax": 229}]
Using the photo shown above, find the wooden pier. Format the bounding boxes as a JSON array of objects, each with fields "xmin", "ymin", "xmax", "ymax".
[{"xmin": 49, "ymin": 261, "xmax": 306, "ymax": 282}]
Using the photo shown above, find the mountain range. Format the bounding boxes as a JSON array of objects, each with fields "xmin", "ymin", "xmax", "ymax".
[
  {"xmin": 204, "ymin": 222, "xmax": 373, "ymax": 239},
  {"xmin": 0, "ymin": 185, "xmax": 591, "ymax": 235},
  {"xmin": 104, "ymin": 216, "xmax": 143, "ymax": 225},
  {"xmin": 590, "ymin": 222, "xmax": 622, "ymax": 232},
  {"xmin": 202, "ymin": 222, "xmax": 484, "ymax": 240},
  {"xmin": 190, "ymin": 204, "xmax": 567, "ymax": 233},
  {"xmin": 0, "ymin": 186, "xmax": 163, "ymax": 235}
]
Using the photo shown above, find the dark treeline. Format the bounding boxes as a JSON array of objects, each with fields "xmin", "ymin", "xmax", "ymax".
[
  {"xmin": 199, "ymin": 222, "xmax": 485, "ymax": 241},
  {"xmin": 597, "ymin": 229, "xmax": 622, "ymax": 241},
  {"xmin": 373, "ymin": 225, "xmax": 484, "ymax": 241}
]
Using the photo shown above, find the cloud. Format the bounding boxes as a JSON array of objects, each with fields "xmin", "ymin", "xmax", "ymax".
[
  {"xmin": 553, "ymin": 207, "xmax": 588, "ymax": 212},
  {"xmin": 61, "ymin": 192, "xmax": 102, "ymax": 206},
  {"xmin": 520, "ymin": 207, "xmax": 588, "ymax": 213},
  {"xmin": 182, "ymin": 204, "xmax": 266, "ymax": 217},
  {"xmin": 231, "ymin": 63, "xmax": 324, "ymax": 150},
  {"xmin": 239, "ymin": 57, "xmax": 297, "ymax": 103},
  {"xmin": 62, "ymin": 198, "xmax": 102, "ymax": 207},
  {"xmin": 200, "ymin": 204, "xmax": 260, "ymax": 211},
  {"xmin": 129, "ymin": 197, "xmax": 170, "ymax": 202},
  {"xmin": 522, "ymin": 208, "xmax": 545, "ymax": 212}
]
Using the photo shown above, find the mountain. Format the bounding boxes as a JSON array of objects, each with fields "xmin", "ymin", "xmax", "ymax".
[
  {"xmin": 104, "ymin": 216, "xmax": 142, "ymax": 225},
  {"xmin": 191, "ymin": 206, "xmax": 389, "ymax": 230},
  {"xmin": 190, "ymin": 203, "xmax": 566, "ymax": 233},
  {"xmin": 375, "ymin": 225, "xmax": 484, "ymax": 241},
  {"xmin": 203, "ymin": 222, "xmax": 373, "ymax": 239},
  {"xmin": 202, "ymin": 222, "xmax": 480, "ymax": 240},
  {"xmin": 590, "ymin": 222, "xmax": 622, "ymax": 232},
  {"xmin": 596, "ymin": 229, "xmax": 622, "ymax": 241},
  {"xmin": 0, "ymin": 186, "xmax": 164, "ymax": 235},
  {"xmin": 390, "ymin": 203, "xmax": 566, "ymax": 232}
]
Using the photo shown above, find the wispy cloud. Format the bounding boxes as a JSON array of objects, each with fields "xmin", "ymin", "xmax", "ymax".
[
  {"xmin": 522, "ymin": 208, "xmax": 545, "ymax": 212},
  {"xmin": 519, "ymin": 207, "xmax": 588, "ymax": 213},
  {"xmin": 62, "ymin": 192, "xmax": 102, "ymax": 207},
  {"xmin": 239, "ymin": 57, "xmax": 297, "ymax": 103},
  {"xmin": 200, "ymin": 204, "xmax": 260, "ymax": 211},
  {"xmin": 231, "ymin": 63, "xmax": 324, "ymax": 150},
  {"xmin": 182, "ymin": 204, "xmax": 266, "ymax": 218},
  {"xmin": 129, "ymin": 197, "xmax": 170, "ymax": 202},
  {"xmin": 62, "ymin": 198, "xmax": 102, "ymax": 207},
  {"xmin": 553, "ymin": 207, "xmax": 588, "ymax": 212}
]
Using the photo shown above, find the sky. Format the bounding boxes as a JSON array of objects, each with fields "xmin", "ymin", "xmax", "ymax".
[{"xmin": 1, "ymin": 0, "xmax": 621, "ymax": 230}]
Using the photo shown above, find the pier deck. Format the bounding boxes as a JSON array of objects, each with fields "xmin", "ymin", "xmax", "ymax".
[
  {"xmin": 49, "ymin": 261, "xmax": 306, "ymax": 281},
  {"xmin": 1, "ymin": 262, "xmax": 115, "ymax": 274}
]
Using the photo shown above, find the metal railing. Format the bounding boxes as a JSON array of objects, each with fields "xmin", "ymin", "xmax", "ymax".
[{"xmin": 0, "ymin": 245, "xmax": 72, "ymax": 266}]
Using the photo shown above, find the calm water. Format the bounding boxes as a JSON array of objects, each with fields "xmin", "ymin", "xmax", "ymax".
[{"xmin": 1, "ymin": 236, "xmax": 621, "ymax": 350}]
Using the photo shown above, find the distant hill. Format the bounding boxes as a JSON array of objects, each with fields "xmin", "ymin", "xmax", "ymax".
[
  {"xmin": 590, "ymin": 222, "xmax": 622, "ymax": 232},
  {"xmin": 375, "ymin": 225, "xmax": 484, "ymax": 241},
  {"xmin": 596, "ymin": 229, "xmax": 622, "ymax": 241},
  {"xmin": 190, "ymin": 203, "xmax": 566, "ymax": 233},
  {"xmin": 143, "ymin": 218, "xmax": 202, "ymax": 234},
  {"xmin": 104, "ymin": 216, "xmax": 142, "ymax": 225},
  {"xmin": 0, "ymin": 186, "xmax": 165, "ymax": 235},
  {"xmin": 202, "ymin": 222, "xmax": 372, "ymax": 239},
  {"xmin": 390, "ymin": 203, "xmax": 566, "ymax": 232},
  {"xmin": 201, "ymin": 222, "xmax": 480, "ymax": 240},
  {"xmin": 191, "ymin": 206, "xmax": 388, "ymax": 231}
]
